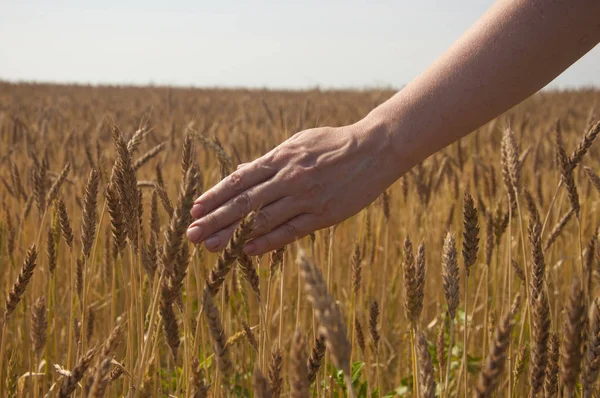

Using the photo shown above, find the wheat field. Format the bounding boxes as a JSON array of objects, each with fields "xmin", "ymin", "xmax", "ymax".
[{"xmin": 1, "ymin": 81, "xmax": 600, "ymax": 397}]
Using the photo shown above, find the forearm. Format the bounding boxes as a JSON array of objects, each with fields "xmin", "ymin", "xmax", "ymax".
[{"xmin": 366, "ymin": 0, "xmax": 600, "ymax": 172}]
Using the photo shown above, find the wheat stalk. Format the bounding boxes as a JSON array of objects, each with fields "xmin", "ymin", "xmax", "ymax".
[
  {"xmin": 206, "ymin": 211, "xmax": 255, "ymax": 296},
  {"xmin": 202, "ymin": 287, "xmax": 232, "ymax": 387},
  {"xmin": 5, "ymin": 245, "xmax": 37, "ymax": 321},
  {"xmin": 80, "ymin": 168, "xmax": 100, "ymax": 260},
  {"xmin": 474, "ymin": 294, "xmax": 520, "ymax": 397},
  {"xmin": 561, "ymin": 277, "xmax": 586, "ymax": 396},
  {"xmin": 87, "ymin": 357, "xmax": 111, "ymax": 398},
  {"xmin": 297, "ymin": 251, "xmax": 354, "ymax": 396},
  {"xmin": 417, "ymin": 331, "xmax": 436, "ymax": 398},
  {"xmin": 529, "ymin": 289, "xmax": 550, "ymax": 396},
  {"xmin": 403, "ymin": 237, "xmax": 425, "ymax": 326},
  {"xmin": 583, "ymin": 297, "xmax": 600, "ymax": 398},
  {"xmin": 307, "ymin": 333, "xmax": 326, "ymax": 384},
  {"xmin": 512, "ymin": 344, "xmax": 529, "ymax": 390},
  {"xmin": 442, "ymin": 231, "xmax": 459, "ymax": 393},
  {"xmin": 58, "ymin": 348, "xmax": 96, "ymax": 398},
  {"xmin": 268, "ymin": 346, "xmax": 283, "ymax": 398},
  {"xmin": 56, "ymin": 197, "xmax": 74, "ymax": 249},
  {"xmin": 133, "ymin": 142, "xmax": 166, "ymax": 171},
  {"xmin": 237, "ymin": 252, "xmax": 261, "ymax": 301},
  {"xmin": 556, "ymin": 125, "xmax": 580, "ymax": 217},
  {"xmin": 190, "ymin": 358, "xmax": 210, "ymax": 398},
  {"xmin": 30, "ymin": 296, "xmax": 47, "ymax": 357},
  {"xmin": 544, "ymin": 333, "xmax": 560, "ymax": 397},
  {"xmin": 45, "ymin": 162, "xmax": 71, "ymax": 210},
  {"xmin": 289, "ymin": 329, "xmax": 309, "ymax": 398},
  {"xmin": 569, "ymin": 120, "xmax": 600, "ymax": 170}
]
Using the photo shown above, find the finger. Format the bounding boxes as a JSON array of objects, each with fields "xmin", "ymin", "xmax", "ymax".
[
  {"xmin": 202, "ymin": 222, "xmax": 238, "ymax": 252},
  {"xmin": 243, "ymin": 214, "xmax": 317, "ymax": 256},
  {"xmin": 202, "ymin": 196, "xmax": 304, "ymax": 252},
  {"xmin": 249, "ymin": 197, "xmax": 304, "ymax": 238},
  {"xmin": 187, "ymin": 179, "xmax": 279, "ymax": 243},
  {"xmin": 237, "ymin": 163, "xmax": 248, "ymax": 170},
  {"xmin": 191, "ymin": 160, "xmax": 276, "ymax": 219}
]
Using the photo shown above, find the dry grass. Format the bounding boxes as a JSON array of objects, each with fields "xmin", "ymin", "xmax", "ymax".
[{"xmin": 1, "ymin": 82, "xmax": 600, "ymax": 396}]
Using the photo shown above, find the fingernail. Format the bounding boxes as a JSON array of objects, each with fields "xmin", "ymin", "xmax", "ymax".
[
  {"xmin": 190, "ymin": 204, "xmax": 204, "ymax": 219},
  {"xmin": 187, "ymin": 226, "xmax": 203, "ymax": 242},
  {"xmin": 244, "ymin": 242, "xmax": 257, "ymax": 255},
  {"xmin": 205, "ymin": 236, "xmax": 221, "ymax": 250}
]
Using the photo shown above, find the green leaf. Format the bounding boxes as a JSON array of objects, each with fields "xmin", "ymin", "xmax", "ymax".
[
  {"xmin": 357, "ymin": 382, "xmax": 368, "ymax": 398},
  {"xmin": 335, "ymin": 368, "xmax": 346, "ymax": 386},
  {"xmin": 352, "ymin": 361, "xmax": 366, "ymax": 384},
  {"xmin": 198, "ymin": 355, "xmax": 213, "ymax": 369}
]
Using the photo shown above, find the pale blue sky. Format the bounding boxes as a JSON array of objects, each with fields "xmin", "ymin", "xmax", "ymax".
[{"xmin": 1, "ymin": 0, "xmax": 598, "ymax": 89}]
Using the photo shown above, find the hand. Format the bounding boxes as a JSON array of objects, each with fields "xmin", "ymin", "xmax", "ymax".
[{"xmin": 186, "ymin": 118, "xmax": 400, "ymax": 256}]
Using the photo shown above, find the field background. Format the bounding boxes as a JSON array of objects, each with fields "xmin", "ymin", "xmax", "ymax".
[{"xmin": 0, "ymin": 82, "xmax": 599, "ymax": 397}]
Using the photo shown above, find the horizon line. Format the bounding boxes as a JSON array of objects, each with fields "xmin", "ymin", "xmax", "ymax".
[{"xmin": 1, "ymin": 78, "xmax": 599, "ymax": 93}]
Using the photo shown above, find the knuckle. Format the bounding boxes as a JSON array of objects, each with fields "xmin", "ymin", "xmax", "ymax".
[
  {"xmin": 271, "ymin": 147, "xmax": 292, "ymax": 164},
  {"xmin": 297, "ymin": 152, "xmax": 313, "ymax": 167},
  {"xmin": 285, "ymin": 167, "xmax": 306, "ymax": 185},
  {"xmin": 275, "ymin": 145, "xmax": 310, "ymax": 168},
  {"xmin": 226, "ymin": 171, "xmax": 244, "ymax": 191},
  {"xmin": 206, "ymin": 213, "xmax": 219, "ymax": 231},
  {"xmin": 234, "ymin": 191, "xmax": 253, "ymax": 214},
  {"xmin": 283, "ymin": 223, "xmax": 299, "ymax": 239},
  {"xmin": 262, "ymin": 150, "xmax": 278, "ymax": 165},
  {"xmin": 254, "ymin": 209, "xmax": 273, "ymax": 233}
]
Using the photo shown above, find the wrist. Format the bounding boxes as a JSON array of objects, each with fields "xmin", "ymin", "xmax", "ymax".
[
  {"xmin": 347, "ymin": 109, "xmax": 408, "ymax": 186},
  {"xmin": 357, "ymin": 102, "xmax": 422, "ymax": 180}
]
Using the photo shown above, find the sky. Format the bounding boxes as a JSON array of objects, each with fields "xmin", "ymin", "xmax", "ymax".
[{"xmin": 1, "ymin": 0, "xmax": 599, "ymax": 89}]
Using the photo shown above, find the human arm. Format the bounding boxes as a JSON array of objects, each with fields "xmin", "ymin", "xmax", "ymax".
[
  {"xmin": 187, "ymin": 0, "xmax": 600, "ymax": 255},
  {"xmin": 369, "ymin": 0, "xmax": 600, "ymax": 170}
]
